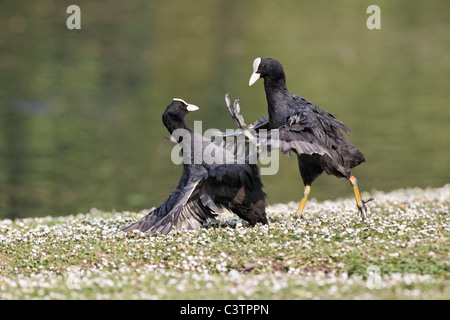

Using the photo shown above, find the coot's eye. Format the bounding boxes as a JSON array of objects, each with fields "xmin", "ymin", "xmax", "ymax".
[
  {"xmin": 260, "ymin": 65, "xmax": 265, "ymax": 69},
  {"xmin": 179, "ymin": 103, "xmax": 183, "ymax": 108}
]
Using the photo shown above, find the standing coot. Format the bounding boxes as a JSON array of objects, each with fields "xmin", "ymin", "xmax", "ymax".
[
  {"xmin": 121, "ymin": 99, "xmax": 267, "ymax": 235},
  {"xmin": 249, "ymin": 57, "xmax": 370, "ymax": 220}
]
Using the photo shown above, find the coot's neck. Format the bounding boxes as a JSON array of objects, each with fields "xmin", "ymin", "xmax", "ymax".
[
  {"xmin": 263, "ymin": 76, "xmax": 290, "ymax": 128},
  {"xmin": 163, "ymin": 112, "xmax": 192, "ymax": 136}
]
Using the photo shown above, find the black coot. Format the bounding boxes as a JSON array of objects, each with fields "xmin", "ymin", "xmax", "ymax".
[
  {"xmin": 121, "ymin": 99, "xmax": 267, "ymax": 235},
  {"xmin": 249, "ymin": 57, "xmax": 370, "ymax": 220}
]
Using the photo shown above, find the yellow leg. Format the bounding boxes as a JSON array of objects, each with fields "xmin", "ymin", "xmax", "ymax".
[
  {"xmin": 349, "ymin": 176, "xmax": 366, "ymax": 220},
  {"xmin": 295, "ymin": 185, "xmax": 311, "ymax": 218}
]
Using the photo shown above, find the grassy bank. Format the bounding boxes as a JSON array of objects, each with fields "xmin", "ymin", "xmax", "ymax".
[{"xmin": 0, "ymin": 185, "xmax": 448, "ymax": 299}]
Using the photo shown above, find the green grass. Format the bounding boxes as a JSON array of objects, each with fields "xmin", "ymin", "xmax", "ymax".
[{"xmin": 0, "ymin": 185, "xmax": 448, "ymax": 299}]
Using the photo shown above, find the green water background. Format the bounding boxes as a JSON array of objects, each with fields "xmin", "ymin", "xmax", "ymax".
[{"xmin": 1, "ymin": 1, "xmax": 449, "ymax": 218}]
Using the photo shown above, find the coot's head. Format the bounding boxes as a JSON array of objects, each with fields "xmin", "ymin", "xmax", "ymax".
[
  {"xmin": 162, "ymin": 98, "xmax": 199, "ymax": 133},
  {"xmin": 166, "ymin": 98, "xmax": 199, "ymax": 115},
  {"xmin": 249, "ymin": 57, "xmax": 285, "ymax": 86}
]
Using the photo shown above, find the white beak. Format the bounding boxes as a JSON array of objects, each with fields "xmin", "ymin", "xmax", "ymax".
[
  {"xmin": 186, "ymin": 104, "xmax": 199, "ymax": 112},
  {"xmin": 249, "ymin": 72, "xmax": 260, "ymax": 86},
  {"xmin": 249, "ymin": 57, "xmax": 261, "ymax": 86}
]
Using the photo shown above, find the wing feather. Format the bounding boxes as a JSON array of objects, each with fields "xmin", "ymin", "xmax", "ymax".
[{"xmin": 121, "ymin": 172, "xmax": 219, "ymax": 235}]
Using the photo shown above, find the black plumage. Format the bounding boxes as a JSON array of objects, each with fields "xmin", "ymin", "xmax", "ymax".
[
  {"xmin": 249, "ymin": 57, "xmax": 370, "ymax": 219},
  {"xmin": 121, "ymin": 99, "xmax": 267, "ymax": 235}
]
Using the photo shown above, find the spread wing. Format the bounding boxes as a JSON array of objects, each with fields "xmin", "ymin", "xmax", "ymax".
[
  {"xmin": 121, "ymin": 166, "xmax": 218, "ymax": 235},
  {"xmin": 274, "ymin": 94, "xmax": 351, "ymax": 158},
  {"xmin": 120, "ymin": 161, "xmax": 257, "ymax": 235},
  {"xmin": 274, "ymin": 112, "xmax": 332, "ymax": 157}
]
